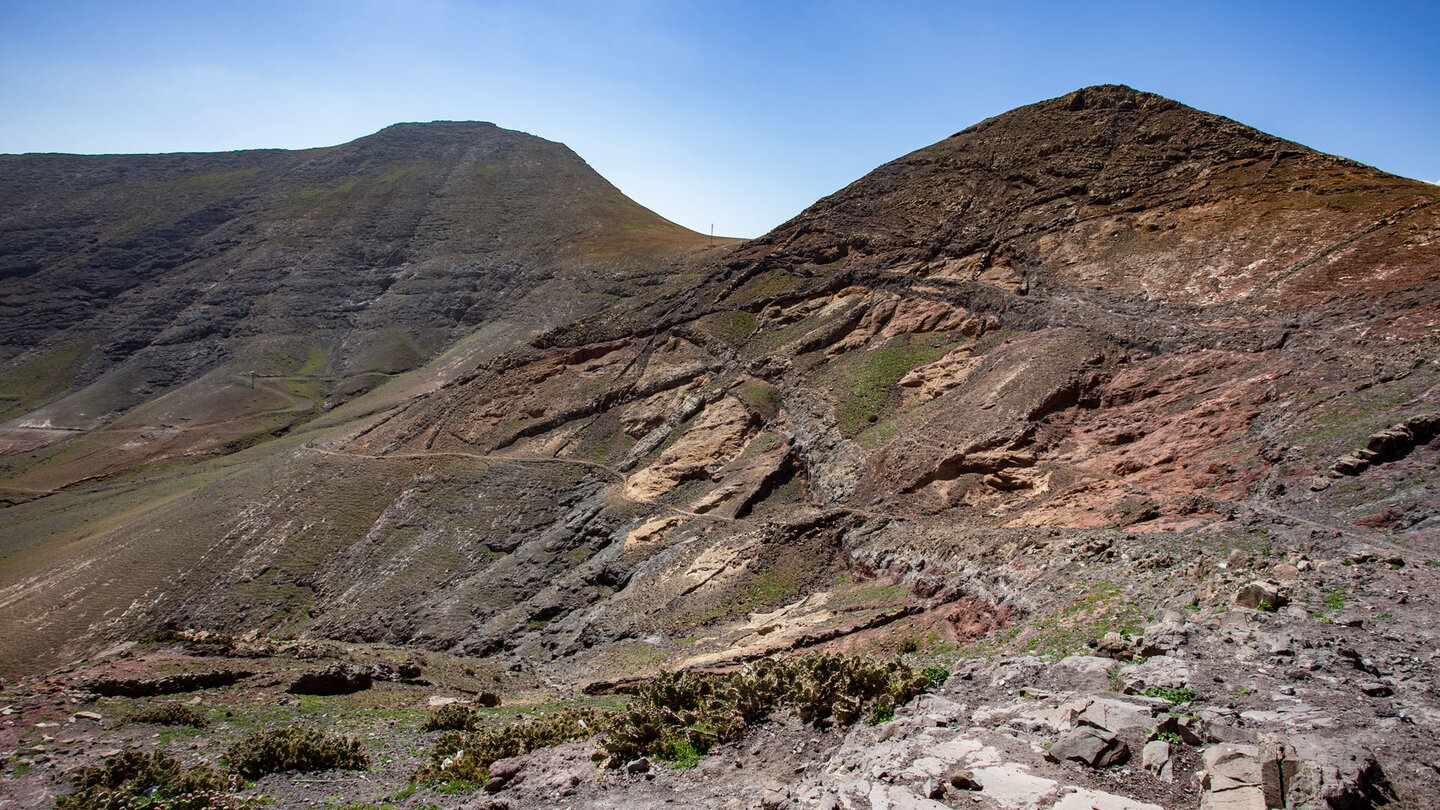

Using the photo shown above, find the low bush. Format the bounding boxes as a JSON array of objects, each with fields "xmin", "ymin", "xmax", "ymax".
[
  {"xmin": 413, "ymin": 652, "xmax": 939, "ymax": 783},
  {"xmin": 415, "ymin": 707, "xmax": 607, "ymax": 786},
  {"xmin": 55, "ymin": 748, "xmax": 244, "ymax": 810},
  {"xmin": 594, "ymin": 652, "xmax": 932, "ymax": 767},
  {"xmin": 421, "ymin": 704, "xmax": 481, "ymax": 732},
  {"xmin": 127, "ymin": 702, "xmax": 209, "ymax": 727},
  {"xmin": 225, "ymin": 725, "xmax": 368, "ymax": 779}
]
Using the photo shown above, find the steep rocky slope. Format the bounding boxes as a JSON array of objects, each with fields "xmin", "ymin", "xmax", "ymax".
[
  {"xmin": 0, "ymin": 121, "xmax": 720, "ymax": 495},
  {"xmin": 1, "ymin": 86, "xmax": 1438, "ymax": 808}
]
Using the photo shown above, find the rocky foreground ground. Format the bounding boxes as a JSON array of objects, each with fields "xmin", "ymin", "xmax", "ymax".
[{"xmin": 3, "ymin": 520, "xmax": 1436, "ymax": 809}]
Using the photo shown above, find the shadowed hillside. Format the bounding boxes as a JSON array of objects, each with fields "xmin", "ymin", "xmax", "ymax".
[{"xmin": 0, "ymin": 121, "xmax": 724, "ymax": 496}]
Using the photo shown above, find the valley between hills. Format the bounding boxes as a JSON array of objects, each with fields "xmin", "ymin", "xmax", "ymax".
[{"xmin": 1, "ymin": 85, "xmax": 1437, "ymax": 809}]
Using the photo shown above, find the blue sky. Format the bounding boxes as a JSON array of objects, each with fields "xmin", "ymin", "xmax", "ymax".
[{"xmin": 1, "ymin": 1, "xmax": 1436, "ymax": 238}]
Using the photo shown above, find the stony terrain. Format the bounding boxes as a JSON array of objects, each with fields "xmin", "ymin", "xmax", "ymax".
[{"xmin": 1, "ymin": 85, "xmax": 1437, "ymax": 808}]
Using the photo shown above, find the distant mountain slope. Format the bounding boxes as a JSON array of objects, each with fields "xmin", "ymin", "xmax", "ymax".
[
  {"xmin": 1, "ymin": 86, "xmax": 1436, "ymax": 692},
  {"xmin": 0, "ymin": 122, "xmax": 721, "ymax": 494}
]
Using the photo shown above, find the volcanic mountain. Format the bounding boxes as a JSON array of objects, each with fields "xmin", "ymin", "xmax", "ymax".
[
  {"xmin": 1, "ymin": 85, "xmax": 1438, "ymax": 809},
  {"xmin": 0, "ymin": 121, "xmax": 720, "ymax": 496}
]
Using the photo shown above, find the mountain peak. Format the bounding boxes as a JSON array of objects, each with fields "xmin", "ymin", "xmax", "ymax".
[{"xmin": 738, "ymin": 84, "xmax": 1435, "ymax": 311}]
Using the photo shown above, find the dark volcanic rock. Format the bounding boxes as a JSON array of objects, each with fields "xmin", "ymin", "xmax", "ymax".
[
  {"xmin": 88, "ymin": 669, "xmax": 251, "ymax": 697},
  {"xmin": 287, "ymin": 664, "xmax": 373, "ymax": 695}
]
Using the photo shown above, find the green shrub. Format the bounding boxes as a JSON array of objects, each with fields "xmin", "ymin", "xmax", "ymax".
[
  {"xmin": 127, "ymin": 702, "xmax": 209, "ymax": 727},
  {"xmin": 1143, "ymin": 686, "xmax": 1199, "ymax": 705},
  {"xmin": 921, "ymin": 665, "xmax": 950, "ymax": 688},
  {"xmin": 412, "ymin": 652, "xmax": 937, "ymax": 780},
  {"xmin": 415, "ymin": 707, "xmax": 608, "ymax": 786},
  {"xmin": 593, "ymin": 652, "xmax": 929, "ymax": 768},
  {"xmin": 225, "ymin": 725, "xmax": 368, "ymax": 779},
  {"xmin": 422, "ymin": 704, "xmax": 481, "ymax": 732},
  {"xmin": 657, "ymin": 738, "xmax": 702, "ymax": 768},
  {"xmin": 55, "ymin": 748, "xmax": 244, "ymax": 810}
]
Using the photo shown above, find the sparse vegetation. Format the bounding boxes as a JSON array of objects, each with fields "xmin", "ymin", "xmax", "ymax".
[
  {"xmin": 657, "ymin": 738, "xmax": 702, "ymax": 768},
  {"xmin": 867, "ymin": 704, "xmax": 895, "ymax": 724},
  {"xmin": 415, "ymin": 707, "xmax": 607, "ymax": 787},
  {"xmin": 593, "ymin": 653, "xmax": 933, "ymax": 768},
  {"xmin": 1143, "ymin": 686, "xmax": 1199, "ymax": 705},
  {"xmin": 55, "ymin": 748, "xmax": 245, "ymax": 810},
  {"xmin": 226, "ymin": 725, "xmax": 369, "ymax": 779},
  {"xmin": 127, "ymin": 702, "xmax": 209, "ymax": 727},
  {"xmin": 408, "ymin": 652, "xmax": 940, "ymax": 784},
  {"xmin": 421, "ymin": 704, "xmax": 481, "ymax": 732},
  {"xmin": 825, "ymin": 337, "xmax": 958, "ymax": 436}
]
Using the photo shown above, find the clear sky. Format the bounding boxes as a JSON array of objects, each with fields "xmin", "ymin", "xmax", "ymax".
[{"xmin": 1, "ymin": 0, "xmax": 1436, "ymax": 238}]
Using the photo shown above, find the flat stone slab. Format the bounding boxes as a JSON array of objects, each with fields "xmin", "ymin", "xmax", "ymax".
[{"xmin": 1053, "ymin": 787, "xmax": 1167, "ymax": 810}]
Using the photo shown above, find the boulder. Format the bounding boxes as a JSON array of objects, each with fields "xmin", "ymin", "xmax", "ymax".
[
  {"xmin": 1094, "ymin": 631, "xmax": 1138, "ymax": 661},
  {"xmin": 1200, "ymin": 740, "xmax": 1302, "ymax": 810},
  {"xmin": 287, "ymin": 664, "xmax": 372, "ymax": 695},
  {"xmin": 1153, "ymin": 714, "xmax": 1205, "ymax": 746},
  {"xmin": 1122, "ymin": 655, "xmax": 1191, "ymax": 693},
  {"xmin": 1137, "ymin": 614, "xmax": 1189, "ymax": 657},
  {"xmin": 1078, "ymin": 697, "xmax": 1158, "ymax": 732},
  {"xmin": 1330, "ymin": 454, "xmax": 1369, "ymax": 476},
  {"xmin": 1142, "ymin": 740, "xmax": 1172, "ymax": 781},
  {"xmin": 1057, "ymin": 655, "xmax": 1116, "ymax": 675},
  {"xmin": 1046, "ymin": 726, "xmax": 1129, "ymax": 768},
  {"xmin": 88, "ymin": 669, "xmax": 250, "ymax": 697},
  {"xmin": 1287, "ymin": 737, "xmax": 1394, "ymax": 810},
  {"xmin": 369, "ymin": 661, "xmax": 424, "ymax": 682},
  {"xmin": 488, "ymin": 756, "xmax": 526, "ymax": 782},
  {"xmin": 1234, "ymin": 581, "xmax": 1287, "ymax": 611},
  {"xmin": 1201, "ymin": 743, "xmax": 1263, "ymax": 793},
  {"xmin": 1271, "ymin": 562, "xmax": 1300, "ymax": 581}
]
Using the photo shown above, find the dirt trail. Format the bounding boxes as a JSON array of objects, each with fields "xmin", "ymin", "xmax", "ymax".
[{"xmin": 313, "ymin": 446, "xmax": 742, "ymax": 524}]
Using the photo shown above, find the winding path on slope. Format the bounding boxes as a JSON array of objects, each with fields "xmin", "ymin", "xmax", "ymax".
[{"xmin": 312, "ymin": 446, "xmax": 743, "ymax": 524}]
